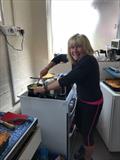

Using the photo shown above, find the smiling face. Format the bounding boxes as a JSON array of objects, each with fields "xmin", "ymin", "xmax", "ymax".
[
  {"xmin": 68, "ymin": 34, "xmax": 94, "ymax": 63},
  {"xmin": 70, "ymin": 44, "xmax": 85, "ymax": 61}
]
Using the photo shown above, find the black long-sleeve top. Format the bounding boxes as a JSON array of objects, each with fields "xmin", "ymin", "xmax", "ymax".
[
  {"xmin": 51, "ymin": 54, "xmax": 102, "ymax": 101},
  {"xmin": 51, "ymin": 54, "xmax": 68, "ymax": 64},
  {"xmin": 51, "ymin": 54, "xmax": 76, "ymax": 68}
]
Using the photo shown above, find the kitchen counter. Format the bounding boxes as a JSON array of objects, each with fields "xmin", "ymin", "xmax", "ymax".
[{"xmin": 0, "ymin": 113, "xmax": 41, "ymax": 160}]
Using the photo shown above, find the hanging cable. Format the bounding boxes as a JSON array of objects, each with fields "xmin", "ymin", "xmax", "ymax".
[{"xmin": 0, "ymin": 28, "xmax": 24, "ymax": 51}]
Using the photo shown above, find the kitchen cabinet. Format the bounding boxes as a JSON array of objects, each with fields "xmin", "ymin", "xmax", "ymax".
[
  {"xmin": 97, "ymin": 82, "xmax": 120, "ymax": 151},
  {"xmin": 20, "ymin": 85, "xmax": 77, "ymax": 159},
  {"xmin": 18, "ymin": 127, "xmax": 41, "ymax": 160}
]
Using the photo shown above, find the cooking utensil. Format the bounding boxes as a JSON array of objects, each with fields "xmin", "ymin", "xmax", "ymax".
[
  {"xmin": 0, "ymin": 120, "xmax": 16, "ymax": 129},
  {"xmin": 28, "ymin": 73, "xmax": 55, "ymax": 97},
  {"xmin": 30, "ymin": 77, "xmax": 46, "ymax": 85},
  {"xmin": 30, "ymin": 73, "xmax": 55, "ymax": 81},
  {"xmin": 30, "ymin": 73, "xmax": 55, "ymax": 88}
]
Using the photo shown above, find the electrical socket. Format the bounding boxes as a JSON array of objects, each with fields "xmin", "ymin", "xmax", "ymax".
[{"xmin": 0, "ymin": 25, "xmax": 23, "ymax": 36}]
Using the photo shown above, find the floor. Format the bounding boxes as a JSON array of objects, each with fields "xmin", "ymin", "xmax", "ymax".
[
  {"xmin": 70, "ymin": 130, "xmax": 120, "ymax": 160},
  {"xmin": 32, "ymin": 129, "xmax": 120, "ymax": 160}
]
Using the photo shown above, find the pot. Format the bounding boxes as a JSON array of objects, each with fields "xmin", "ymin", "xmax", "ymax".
[{"xmin": 27, "ymin": 83, "xmax": 42, "ymax": 97}]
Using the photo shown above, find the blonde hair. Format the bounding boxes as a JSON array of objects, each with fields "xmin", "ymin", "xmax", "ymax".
[{"xmin": 68, "ymin": 34, "xmax": 94, "ymax": 64}]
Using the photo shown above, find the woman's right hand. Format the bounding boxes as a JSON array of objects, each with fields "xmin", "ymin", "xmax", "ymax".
[
  {"xmin": 40, "ymin": 67, "xmax": 49, "ymax": 78},
  {"xmin": 33, "ymin": 86, "xmax": 45, "ymax": 94}
]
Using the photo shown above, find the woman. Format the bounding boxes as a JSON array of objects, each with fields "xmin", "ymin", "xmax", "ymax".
[{"xmin": 34, "ymin": 34, "xmax": 103, "ymax": 160}]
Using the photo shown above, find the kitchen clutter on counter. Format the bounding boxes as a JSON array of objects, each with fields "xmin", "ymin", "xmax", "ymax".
[
  {"xmin": 94, "ymin": 49, "xmax": 120, "ymax": 61},
  {"xmin": 94, "ymin": 39, "xmax": 120, "ymax": 61},
  {"xmin": 0, "ymin": 112, "xmax": 28, "ymax": 155},
  {"xmin": 103, "ymin": 79, "xmax": 120, "ymax": 92},
  {"xmin": 0, "ymin": 112, "xmax": 38, "ymax": 160},
  {"xmin": 102, "ymin": 65, "xmax": 120, "ymax": 92}
]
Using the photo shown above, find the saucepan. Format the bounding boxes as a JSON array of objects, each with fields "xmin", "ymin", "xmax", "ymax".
[
  {"xmin": 27, "ymin": 83, "xmax": 43, "ymax": 97},
  {"xmin": 27, "ymin": 73, "xmax": 55, "ymax": 97}
]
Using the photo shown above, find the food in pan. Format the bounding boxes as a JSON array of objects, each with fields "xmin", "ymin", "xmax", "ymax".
[
  {"xmin": 43, "ymin": 73, "xmax": 55, "ymax": 79},
  {"xmin": 28, "ymin": 84, "xmax": 40, "ymax": 89},
  {"xmin": 105, "ymin": 79, "xmax": 120, "ymax": 88},
  {"xmin": 28, "ymin": 83, "xmax": 42, "ymax": 89},
  {"xmin": 0, "ymin": 132, "xmax": 10, "ymax": 149},
  {"xmin": 27, "ymin": 83, "xmax": 43, "ymax": 97}
]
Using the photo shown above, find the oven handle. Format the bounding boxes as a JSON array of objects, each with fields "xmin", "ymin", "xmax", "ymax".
[
  {"xmin": 69, "ymin": 97, "xmax": 77, "ymax": 116},
  {"xmin": 69, "ymin": 124, "xmax": 76, "ymax": 138}
]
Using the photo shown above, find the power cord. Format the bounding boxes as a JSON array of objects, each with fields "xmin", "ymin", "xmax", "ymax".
[{"xmin": 0, "ymin": 29, "xmax": 24, "ymax": 51}]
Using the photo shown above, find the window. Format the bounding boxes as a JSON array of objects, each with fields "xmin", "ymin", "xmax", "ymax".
[{"xmin": 51, "ymin": 0, "xmax": 119, "ymax": 54}]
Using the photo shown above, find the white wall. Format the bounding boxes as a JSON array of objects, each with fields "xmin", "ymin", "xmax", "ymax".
[
  {"xmin": 31, "ymin": 0, "xmax": 49, "ymax": 76},
  {"xmin": 0, "ymin": 0, "xmax": 50, "ymax": 112},
  {"xmin": 0, "ymin": 34, "xmax": 13, "ymax": 112}
]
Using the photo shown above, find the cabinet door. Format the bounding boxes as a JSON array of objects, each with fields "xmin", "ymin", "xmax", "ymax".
[
  {"xmin": 97, "ymin": 83, "xmax": 114, "ymax": 148},
  {"xmin": 109, "ymin": 97, "xmax": 120, "ymax": 151}
]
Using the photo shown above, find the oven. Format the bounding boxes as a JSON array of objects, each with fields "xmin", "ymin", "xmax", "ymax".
[{"xmin": 20, "ymin": 84, "xmax": 77, "ymax": 159}]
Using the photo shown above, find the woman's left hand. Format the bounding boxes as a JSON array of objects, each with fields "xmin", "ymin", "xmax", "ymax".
[{"xmin": 33, "ymin": 87, "xmax": 45, "ymax": 94}]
